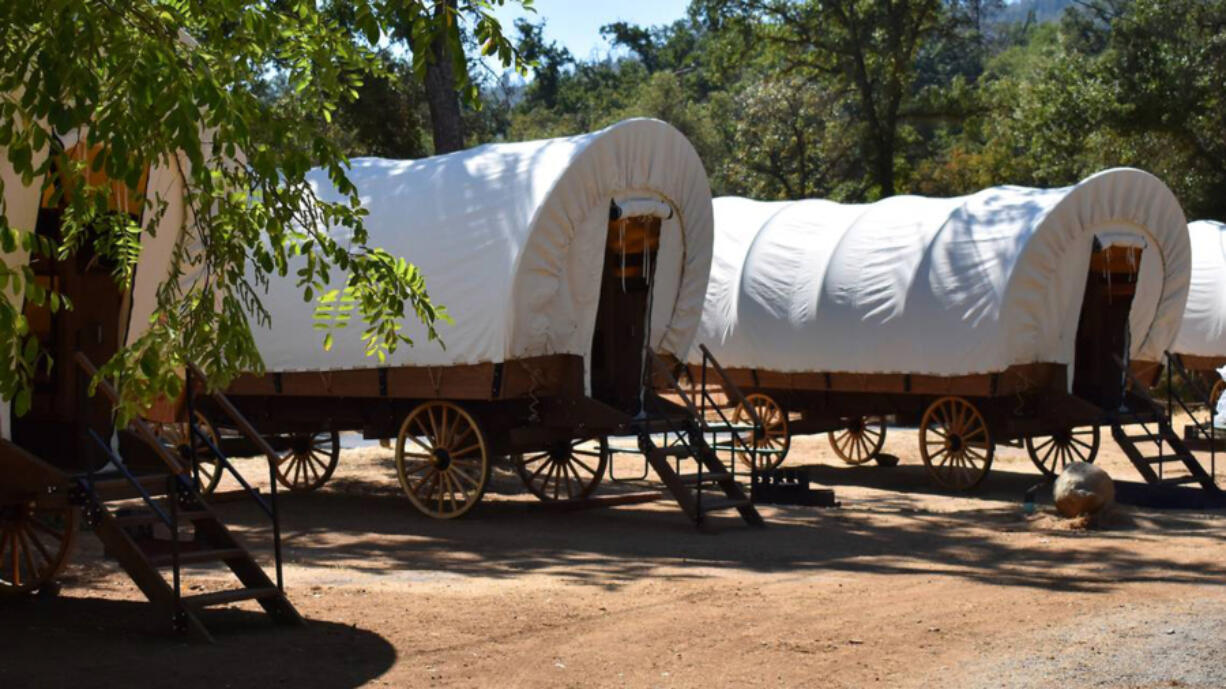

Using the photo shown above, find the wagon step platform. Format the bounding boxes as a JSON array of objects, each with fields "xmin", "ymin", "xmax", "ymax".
[
  {"xmin": 638, "ymin": 346, "xmax": 766, "ymax": 528},
  {"xmin": 62, "ymin": 354, "xmax": 302, "ymax": 642},
  {"xmin": 1109, "ymin": 361, "xmax": 1222, "ymax": 500},
  {"xmin": 77, "ymin": 472, "xmax": 303, "ymax": 643}
]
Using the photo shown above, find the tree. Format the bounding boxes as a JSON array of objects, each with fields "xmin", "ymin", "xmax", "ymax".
[
  {"xmin": 720, "ymin": 0, "xmax": 947, "ymax": 197},
  {"xmin": 721, "ymin": 77, "xmax": 863, "ymax": 200},
  {"xmin": 0, "ymin": 0, "xmax": 525, "ymax": 419}
]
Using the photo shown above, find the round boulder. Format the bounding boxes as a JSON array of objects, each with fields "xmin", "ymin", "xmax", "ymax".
[{"xmin": 1053, "ymin": 461, "xmax": 1115, "ymax": 518}]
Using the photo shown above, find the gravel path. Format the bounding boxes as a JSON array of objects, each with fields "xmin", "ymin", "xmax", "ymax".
[{"xmin": 960, "ymin": 597, "xmax": 1226, "ymax": 688}]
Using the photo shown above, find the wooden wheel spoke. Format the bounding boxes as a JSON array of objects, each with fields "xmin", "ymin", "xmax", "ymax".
[
  {"xmin": 22, "ymin": 525, "xmax": 51, "ymax": 565},
  {"xmin": 569, "ymin": 454, "xmax": 598, "ymax": 478},
  {"xmin": 521, "ymin": 452, "xmax": 551, "ymax": 466},
  {"xmin": 451, "ymin": 442, "xmax": 483, "ymax": 459},
  {"xmin": 28, "ymin": 517, "xmax": 64, "ymax": 542},
  {"xmin": 402, "ymin": 459, "xmax": 432, "ymax": 476}
]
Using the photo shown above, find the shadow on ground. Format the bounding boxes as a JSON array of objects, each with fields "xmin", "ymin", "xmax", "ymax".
[
  {"xmin": 0, "ymin": 595, "xmax": 396, "ymax": 688},
  {"xmin": 194, "ymin": 460, "xmax": 1226, "ymax": 597}
]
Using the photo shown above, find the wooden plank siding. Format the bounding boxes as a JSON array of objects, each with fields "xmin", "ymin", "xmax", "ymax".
[
  {"xmin": 684, "ymin": 362, "xmax": 1068, "ymax": 398},
  {"xmin": 226, "ymin": 354, "xmax": 585, "ymax": 402}
]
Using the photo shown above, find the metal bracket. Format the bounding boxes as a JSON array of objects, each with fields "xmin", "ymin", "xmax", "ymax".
[
  {"xmin": 491, "ymin": 362, "xmax": 504, "ymax": 399},
  {"xmin": 273, "ymin": 372, "xmax": 283, "ymax": 394},
  {"xmin": 378, "ymin": 368, "xmax": 389, "ymax": 397}
]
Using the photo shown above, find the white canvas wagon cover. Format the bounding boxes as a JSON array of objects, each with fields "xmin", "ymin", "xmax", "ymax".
[
  {"xmin": 696, "ymin": 169, "xmax": 1189, "ymax": 383},
  {"xmin": 1172, "ymin": 220, "xmax": 1226, "ymax": 359},
  {"xmin": 251, "ymin": 118, "xmax": 713, "ymax": 373}
]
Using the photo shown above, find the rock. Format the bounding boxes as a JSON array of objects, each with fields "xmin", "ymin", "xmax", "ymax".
[{"xmin": 1053, "ymin": 461, "xmax": 1115, "ymax": 518}]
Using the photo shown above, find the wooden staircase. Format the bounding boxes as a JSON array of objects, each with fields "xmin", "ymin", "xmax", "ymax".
[
  {"xmin": 72, "ymin": 355, "xmax": 301, "ymax": 642},
  {"xmin": 1110, "ymin": 357, "xmax": 1222, "ymax": 497},
  {"xmin": 638, "ymin": 346, "xmax": 764, "ymax": 528}
]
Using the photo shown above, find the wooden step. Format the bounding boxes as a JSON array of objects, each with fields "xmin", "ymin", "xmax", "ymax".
[
  {"xmin": 1159, "ymin": 475, "xmax": 1205, "ymax": 487},
  {"xmin": 114, "ymin": 510, "xmax": 212, "ymax": 527},
  {"xmin": 91, "ymin": 474, "xmax": 176, "ymax": 501},
  {"xmin": 1140, "ymin": 455, "xmax": 1185, "ymax": 465},
  {"xmin": 1123, "ymin": 433, "xmax": 1160, "ymax": 443},
  {"xmin": 697, "ymin": 496, "xmax": 751, "ymax": 514},
  {"xmin": 630, "ymin": 417, "xmax": 694, "ymax": 434},
  {"xmin": 678, "ymin": 471, "xmax": 732, "ymax": 485},
  {"xmin": 649, "ymin": 445, "xmax": 693, "ymax": 460},
  {"xmin": 149, "ymin": 547, "xmax": 246, "ymax": 567},
  {"xmin": 182, "ymin": 586, "xmax": 282, "ymax": 609}
]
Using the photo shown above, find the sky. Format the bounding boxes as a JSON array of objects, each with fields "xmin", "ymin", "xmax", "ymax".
[{"xmin": 492, "ymin": 0, "xmax": 692, "ymax": 61}]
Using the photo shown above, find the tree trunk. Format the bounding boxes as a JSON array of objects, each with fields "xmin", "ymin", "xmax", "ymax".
[{"xmin": 424, "ymin": 0, "xmax": 464, "ymax": 154}]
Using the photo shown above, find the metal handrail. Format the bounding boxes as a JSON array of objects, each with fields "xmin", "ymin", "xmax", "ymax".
[
  {"xmin": 698, "ymin": 344, "xmax": 763, "ymax": 429},
  {"xmin": 73, "ymin": 353, "xmax": 187, "ymax": 475},
  {"xmin": 647, "ymin": 348, "xmax": 763, "ymax": 510},
  {"xmin": 184, "ymin": 362, "xmax": 285, "ymax": 591},
  {"xmin": 1163, "ymin": 352, "xmax": 1217, "ymax": 478}
]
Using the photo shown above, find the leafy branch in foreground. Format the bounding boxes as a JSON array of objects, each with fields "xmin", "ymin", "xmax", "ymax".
[{"xmin": 0, "ymin": 0, "xmax": 526, "ymax": 423}]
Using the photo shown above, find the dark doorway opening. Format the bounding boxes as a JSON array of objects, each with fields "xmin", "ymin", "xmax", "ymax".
[
  {"xmin": 12, "ymin": 207, "xmax": 127, "ymax": 471},
  {"xmin": 1072, "ymin": 239, "xmax": 1143, "ymax": 410},
  {"xmin": 589, "ymin": 211, "xmax": 664, "ymax": 414}
]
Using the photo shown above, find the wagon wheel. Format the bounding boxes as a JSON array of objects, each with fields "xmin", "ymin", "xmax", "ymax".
[
  {"xmin": 395, "ymin": 401, "xmax": 490, "ymax": 519},
  {"xmin": 514, "ymin": 437, "xmax": 609, "ymax": 502},
  {"xmin": 731, "ymin": 393, "xmax": 790, "ymax": 471},
  {"xmin": 1024, "ymin": 426, "xmax": 1100, "ymax": 478},
  {"xmin": 1211, "ymin": 380, "xmax": 1225, "ymax": 409},
  {"xmin": 0, "ymin": 502, "xmax": 77, "ymax": 595},
  {"xmin": 151, "ymin": 411, "xmax": 222, "ymax": 495},
  {"xmin": 274, "ymin": 429, "xmax": 341, "ymax": 492},
  {"xmin": 828, "ymin": 416, "xmax": 888, "ymax": 466},
  {"xmin": 919, "ymin": 396, "xmax": 995, "ymax": 491}
]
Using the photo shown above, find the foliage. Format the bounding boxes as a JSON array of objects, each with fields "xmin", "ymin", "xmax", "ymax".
[{"xmin": 0, "ymin": 0, "xmax": 526, "ymax": 422}]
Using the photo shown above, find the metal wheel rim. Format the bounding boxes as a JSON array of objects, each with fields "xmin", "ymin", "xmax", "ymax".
[
  {"xmin": 395, "ymin": 402, "xmax": 489, "ymax": 519},
  {"xmin": 1024, "ymin": 426, "xmax": 1100, "ymax": 478},
  {"xmin": 828, "ymin": 416, "xmax": 888, "ymax": 465},
  {"xmin": 275, "ymin": 429, "xmax": 340, "ymax": 492},
  {"xmin": 732, "ymin": 393, "xmax": 790, "ymax": 471},
  {"xmin": 0, "ymin": 503, "xmax": 76, "ymax": 595},
  {"xmin": 919, "ymin": 396, "xmax": 994, "ymax": 491},
  {"xmin": 514, "ymin": 437, "xmax": 609, "ymax": 502}
]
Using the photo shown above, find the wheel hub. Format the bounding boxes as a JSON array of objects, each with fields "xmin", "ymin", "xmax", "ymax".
[
  {"xmin": 947, "ymin": 434, "xmax": 964, "ymax": 454},
  {"xmin": 291, "ymin": 435, "xmax": 312, "ymax": 454},
  {"xmin": 432, "ymin": 447, "xmax": 453, "ymax": 470}
]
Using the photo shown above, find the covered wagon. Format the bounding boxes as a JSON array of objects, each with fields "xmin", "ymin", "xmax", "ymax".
[
  {"xmin": 1162, "ymin": 220, "xmax": 1226, "ymax": 405},
  {"xmin": 221, "ymin": 118, "xmax": 762, "ymax": 522},
  {"xmin": 691, "ymin": 168, "xmax": 1193, "ymax": 489}
]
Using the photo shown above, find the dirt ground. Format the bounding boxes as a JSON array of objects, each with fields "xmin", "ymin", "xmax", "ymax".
[{"xmin": 2, "ymin": 422, "xmax": 1225, "ymax": 688}]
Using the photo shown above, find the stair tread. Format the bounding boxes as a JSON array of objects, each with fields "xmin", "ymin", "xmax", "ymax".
[
  {"xmin": 182, "ymin": 586, "xmax": 282, "ymax": 608},
  {"xmin": 114, "ymin": 510, "xmax": 212, "ymax": 527},
  {"xmin": 649, "ymin": 445, "xmax": 694, "ymax": 459},
  {"xmin": 697, "ymin": 496, "xmax": 751, "ymax": 513},
  {"xmin": 1159, "ymin": 475, "xmax": 1206, "ymax": 486},
  {"xmin": 1140, "ymin": 455, "xmax": 1187, "ymax": 464},
  {"xmin": 91, "ymin": 474, "xmax": 174, "ymax": 493},
  {"xmin": 149, "ymin": 547, "xmax": 247, "ymax": 567},
  {"xmin": 678, "ymin": 471, "xmax": 732, "ymax": 485}
]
